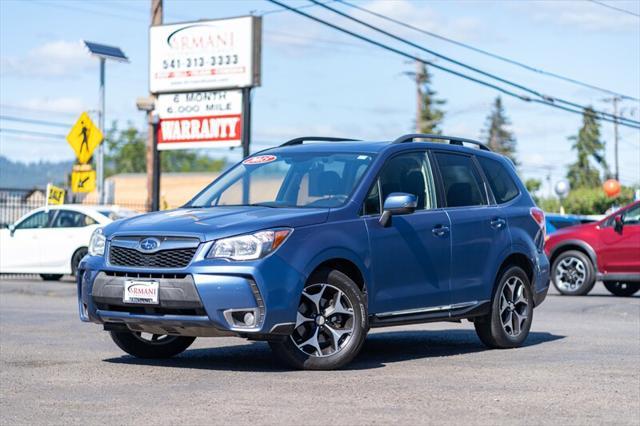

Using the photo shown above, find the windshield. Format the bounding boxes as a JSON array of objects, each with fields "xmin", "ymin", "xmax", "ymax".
[{"xmin": 189, "ymin": 152, "xmax": 375, "ymax": 208}]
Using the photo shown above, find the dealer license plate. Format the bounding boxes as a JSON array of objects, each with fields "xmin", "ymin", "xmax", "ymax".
[{"xmin": 123, "ymin": 280, "xmax": 159, "ymax": 305}]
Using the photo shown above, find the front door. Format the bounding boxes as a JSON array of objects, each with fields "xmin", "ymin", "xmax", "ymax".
[
  {"xmin": 598, "ymin": 203, "xmax": 640, "ymax": 274},
  {"xmin": 0, "ymin": 210, "xmax": 54, "ymax": 272},
  {"xmin": 363, "ymin": 151, "xmax": 451, "ymax": 314}
]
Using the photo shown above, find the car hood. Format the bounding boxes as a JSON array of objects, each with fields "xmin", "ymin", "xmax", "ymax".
[
  {"xmin": 104, "ymin": 206, "xmax": 329, "ymax": 241},
  {"xmin": 548, "ymin": 221, "xmax": 597, "ymax": 239}
]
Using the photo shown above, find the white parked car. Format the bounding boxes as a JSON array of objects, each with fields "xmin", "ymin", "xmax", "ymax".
[{"xmin": 0, "ymin": 205, "xmax": 137, "ymax": 281}]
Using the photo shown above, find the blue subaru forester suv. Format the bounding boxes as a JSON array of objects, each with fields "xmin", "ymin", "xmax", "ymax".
[{"xmin": 78, "ymin": 134, "xmax": 549, "ymax": 370}]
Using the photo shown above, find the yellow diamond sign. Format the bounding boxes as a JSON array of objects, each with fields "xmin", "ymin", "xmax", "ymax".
[
  {"xmin": 67, "ymin": 112, "xmax": 103, "ymax": 164},
  {"xmin": 71, "ymin": 165, "xmax": 97, "ymax": 193}
]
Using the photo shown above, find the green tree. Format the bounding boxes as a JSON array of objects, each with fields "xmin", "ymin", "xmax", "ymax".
[
  {"xmin": 524, "ymin": 178, "xmax": 542, "ymax": 204},
  {"xmin": 416, "ymin": 62, "xmax": 446, "ymax": 134},
  {"xmin": 566, "ymin": 107, "xmax": 608, "ymax": 189},
  {"xmin": 103, "ymin": 122, "xmax": 227, "ymax": 177},
  {"xmin": 481, "ymin": 96, "xmax": 517, "ymax": 164}
]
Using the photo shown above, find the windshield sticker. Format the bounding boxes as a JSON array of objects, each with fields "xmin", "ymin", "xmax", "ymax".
[{"xmin": 243, "ymin": 155, "xmax": 277, "ymax": 165}]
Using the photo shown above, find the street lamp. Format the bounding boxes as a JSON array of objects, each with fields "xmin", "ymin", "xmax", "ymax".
[{"xmin": 83, "ymin": 41, "xmax": 129, "ymax": 204}]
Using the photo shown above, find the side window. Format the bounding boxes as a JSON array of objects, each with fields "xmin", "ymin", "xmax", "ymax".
[
  {"xmin": 15, "ymin": 211, "xmax": 51, "ymax": 229},
  {"xmin": 435, "ymin": 152, "xmax": 487, "ymax": 208},
  {"xmin": 623, "ymin": 204, "xmax": 640, "ymax": 225},
  {"xmin": 477, "ymin": 156, "xmax": 519, "ymax": 204},
  {"xmin": 52, "ymin": 210, "xmax": 96, "ymax": 228},
  {"xmin": 363, "ymin": 151, "xmax": 436, "ymax": 215}
]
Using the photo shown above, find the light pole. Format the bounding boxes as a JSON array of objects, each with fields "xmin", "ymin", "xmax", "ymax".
[{"xmin": 83, "ymin": 41, "xmax": 129, "ymax": 204}]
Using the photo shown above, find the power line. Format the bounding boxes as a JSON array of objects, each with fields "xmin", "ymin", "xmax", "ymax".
[
  {"xmin": 0, "ymin": 128, "xmax": 66, "ymax": 139},
  {"xmin": 0, "ymin": 115, "xmax": 70, "ymax": 129},
  {"xmin": 267, "ymin": 0, "xmax": 640, "ymax": 129},
  {"xmin": 310, "ymin": 0, "xmax": 640, "ymax": 127},
  {"xmin": 588, "ymin": 0, "xmax": 640, "ymax": 18},
  {"xmin": 336, "ymin": 0, "xmax": 639, "ymax": 102},
  {"xmin": 259, "ymin": 0, "xmax": 337, "ymax": 16}
]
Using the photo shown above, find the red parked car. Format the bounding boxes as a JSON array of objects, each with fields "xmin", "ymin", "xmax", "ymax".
[{"xmin": 545, "ymin": 201, "xmax": 640, "ymax": 297}]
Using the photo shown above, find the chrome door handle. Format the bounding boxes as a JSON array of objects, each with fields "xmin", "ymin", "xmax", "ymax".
[
  {"xmin": 490, "ymin": 217, "xmax": 506, "ymax": 229},
  {"xmin": 432, "ymin": 225, "xmax": 450, "ymax": 237}
]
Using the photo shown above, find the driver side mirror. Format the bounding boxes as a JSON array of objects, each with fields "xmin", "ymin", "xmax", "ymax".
[
  {"xmin": 614, "ymin": 215, "xmax": 624, "ymax": 233},
  {"xmin": 379, "ymin": 192, "xmax": 418, "ymax": 227}
]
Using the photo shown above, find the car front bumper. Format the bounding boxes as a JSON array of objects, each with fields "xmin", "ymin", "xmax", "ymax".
[{"xmin": 77, "ymin": 252, "xmax": 304, "ymax": 338}]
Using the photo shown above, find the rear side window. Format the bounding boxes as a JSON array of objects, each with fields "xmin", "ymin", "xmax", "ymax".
[
  {"xmin": 477, "ymin": 156, "xmax": 520, "ymax": 204},
  {"xmin": 52, "ymin": 210, "xmax": 97, "ymax": 228},
  {"xmin": 434, "ymin": 152, "xmax": 487, "ymax": 208}
]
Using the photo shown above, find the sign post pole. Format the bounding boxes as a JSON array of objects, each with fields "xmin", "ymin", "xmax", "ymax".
[
  {"xmin": 151, "ymin": 112, "xmax": 161, "ymax": 211},
  {"xmin": 97, "ymin": 58, "xmax": 105, "ymax": 204},
  {"xmin": 241, "ymin": 87, "xmax": 252, "ymax": 205}
]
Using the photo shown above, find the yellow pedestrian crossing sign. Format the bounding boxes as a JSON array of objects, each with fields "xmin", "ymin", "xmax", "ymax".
[
  {"xmin": 67, "ymin": 112, "xmax": 103, "ymax": 164},
  {"xmin": 71, "ymin": 165, "xmax": 97, "ymax": 193}
]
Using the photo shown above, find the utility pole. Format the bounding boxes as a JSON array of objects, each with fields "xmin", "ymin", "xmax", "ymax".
[
  {"xmin": 146, "ymin": 0, "xmax": 163, "ymax": 211},
  {"xmin": 415, "ymin": 60, "xmax": 424, "ymax": 133},
  {"xmin": 603, "ymin": 96, "xmax": 621, "ymax": 181}
]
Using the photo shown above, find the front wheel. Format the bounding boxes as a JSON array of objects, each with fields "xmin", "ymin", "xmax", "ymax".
[
  {"xmin": 269, "ymin": 268, "xmax": 368, "ymax": 370},
  {"xmin": 40, "ymin": 274, "xmax": 63, "ymax": 281},
  {"xmin": 110, "ymin": 331, "xmax": 195, "ymax": 358},
  {"xmin": 551, "ymin": 250, "xmax": 596, "ymax": 296},
  {"xmin": 475, "ymin": 265, "xmax": 534, "ymax": 349},
  {"xmin": 603, "ymin": 281, "xmax": 639, "ymax": 297}
]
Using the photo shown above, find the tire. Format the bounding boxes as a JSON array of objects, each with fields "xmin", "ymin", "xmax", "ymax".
[
  {"xmin": 71, "ymin": 247, "xmax": 88, "ymax": 276},
  {"xmin": 110, "ymin": 331, "xmax": 195, "ymax": 359},
  {"xmin": 551, "ymin": 250, "xmax": 596, "ymax": 296},
  {"xmin": 603, "ymin": 281, "xmax": 639, "ymax": 297},
  {"xmin": 40, "ymin": 274, "xmax": 63, "ymax": 281},
  {"xmin": 269, "ymin": 268, "xmax": 368, "ymax": 370},
  {"xmin": 474, "ymin": 265, "xmax": 534, "ymax": 349}
]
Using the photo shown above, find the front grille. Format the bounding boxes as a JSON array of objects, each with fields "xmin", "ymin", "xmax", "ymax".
[{"xmin": 109, "ymin": 246, "xmax": 196, "ymax": 268}]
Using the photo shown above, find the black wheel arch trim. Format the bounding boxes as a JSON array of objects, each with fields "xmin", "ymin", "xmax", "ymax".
[{"xmin": 550, "ymin": 240, "xmax": 598, "ymax": 272}]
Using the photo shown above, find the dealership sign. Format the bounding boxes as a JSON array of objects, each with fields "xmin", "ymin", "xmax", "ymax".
[
  {"xmin": 149, "ymin": 16, "xmax": 261, "ymax": 93},
  {"xmin": 156, "ymin": 90, "xmax": 242, "ymax": 150}
]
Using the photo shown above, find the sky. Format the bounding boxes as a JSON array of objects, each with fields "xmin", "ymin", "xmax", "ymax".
[{"xmin": 1, "ymin": 0, "xmax": 639, "ymax": 196}]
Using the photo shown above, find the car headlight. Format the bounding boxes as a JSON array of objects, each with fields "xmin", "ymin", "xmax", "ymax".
[
  {"xmin": 207, "ymin": 229, "xmax": 292, "ymax": 261},
  {"xmin": 88, "ymin": 228, "xmax": 106, "ymax": 256}
]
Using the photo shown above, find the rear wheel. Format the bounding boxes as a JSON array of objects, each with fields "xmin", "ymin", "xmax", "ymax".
[
  {"xmin": 40, "ymin": 274, "xmax": 63, "ymax": 281},
  {"xmin": 475, "ymin": 265, "xmax": 534, "ymax": 349},
  {"xmin": 551, "ymin": 250, "xmax": 596, "ymax": 296},
  {"xmin": 269, "ymin": 268, "xmax": 368, "ymax": 370},
  {"xmin": 603, "ymin": 281, "xmax": 639, "ymax": 297},
  {"xmin": 110, "ymin": 331, "xmax": 195, "ymax": 358}
]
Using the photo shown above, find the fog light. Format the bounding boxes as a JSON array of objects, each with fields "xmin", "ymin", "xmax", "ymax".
[{"xmin": 243, "ymin": 312, "xmax": 256, "ymax": 327}]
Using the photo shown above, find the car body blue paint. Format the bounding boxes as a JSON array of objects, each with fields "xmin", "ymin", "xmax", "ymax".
[{"xmin": 78, "ymin": 140, "xmax": 549, "ymax": 336}]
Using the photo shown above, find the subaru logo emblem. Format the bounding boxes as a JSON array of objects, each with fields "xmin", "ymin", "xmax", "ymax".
[{"xmin": 139, "ymin": 238, "xmax": 160, "ymax": 252}]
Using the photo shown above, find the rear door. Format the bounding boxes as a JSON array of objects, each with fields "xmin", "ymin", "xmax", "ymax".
[
  {"xmin": 363, "ymin": 150, "xmax": 452, "ymax": 314},
  {"xmin": 598, "ymin": 203, "xmax": 640, "ymax": 274},
  {"xmin": 39, "ymin": 209, "xmax": 98, "ymax": 270},
  {"xmin": 434, "ymin": 152, "xmax": 512, "ymax": 305}
]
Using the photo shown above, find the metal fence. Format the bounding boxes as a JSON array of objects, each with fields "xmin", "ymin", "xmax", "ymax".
[{"xmin": 0, "ymin": 188, "xmax": 149, "ymax": 227}]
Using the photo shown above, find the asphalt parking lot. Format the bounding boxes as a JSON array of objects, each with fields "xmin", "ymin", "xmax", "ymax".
[{"xmin": 1, "ymin": 276, "xmax": 638, "ymax": 425}]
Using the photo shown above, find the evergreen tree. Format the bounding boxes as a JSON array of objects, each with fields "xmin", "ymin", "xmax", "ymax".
[
  {"xmin": 566, "ymin": 107, "xmax": 608, "ymax": 189},
  {"xmin": 416, "ymin": 62, "xmax": 446, "ymax": 134},
  {"xmin": 481, "ymin": 96, "xmax": 517, "ymax": 164}
]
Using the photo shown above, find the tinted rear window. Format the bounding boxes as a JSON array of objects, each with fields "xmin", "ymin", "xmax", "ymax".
[
  {"xmin": 477, "ymin": 156, "xmax": 519, "ymax": 204},
  {"xmin": 435, "ymin": 152, "xmax": 487, "ymax": 207}
]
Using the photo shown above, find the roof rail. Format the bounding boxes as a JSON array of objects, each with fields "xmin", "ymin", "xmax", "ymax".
[
  {"xmin": 280, "ymin": 136, "xmax": 360, "ymax": 147},
  {"xmin": 392, "ymin": 133, "xmax": 491, "ymax": 151}
]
